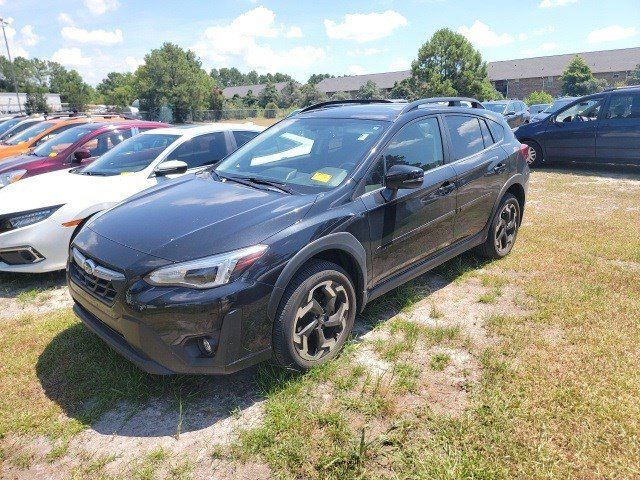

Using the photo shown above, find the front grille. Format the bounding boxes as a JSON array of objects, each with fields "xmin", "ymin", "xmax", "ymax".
[{"xmin": 70, "ymin": 248, "xmax": 124, "ymax": 305}]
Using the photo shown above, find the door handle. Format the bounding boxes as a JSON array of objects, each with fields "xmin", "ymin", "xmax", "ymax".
[
  {"xmin": 437, "ymin": 181, "xmax": 456, "ymax": 195},
  {"xmin": 493, "ymin": 162, "xmax": 507, "ymax": 174}
]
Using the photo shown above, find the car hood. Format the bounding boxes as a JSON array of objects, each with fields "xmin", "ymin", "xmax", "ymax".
[
  {"xmin": 87, "ymin": 173, "xmax": 317, "ymax": 263},
  {"xmin": 0, "ymin": 168, "xmax": 148, "ymax": 215},
  {"xmin": 0, "ymin": 153, "xmax": 44, "ymax": 173}
]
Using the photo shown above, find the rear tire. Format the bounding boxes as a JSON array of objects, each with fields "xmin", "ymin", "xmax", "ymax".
[
  {"xmin": 272, "ymin": 259, "xmax": 356, "ymax": 371},
  {"xmin": 523, "ymin": 140, "xmax": 542, "ymax": 167},
  {"xmin": 475, "ymin": 193, "xmax": 521, "ymax": 259}
]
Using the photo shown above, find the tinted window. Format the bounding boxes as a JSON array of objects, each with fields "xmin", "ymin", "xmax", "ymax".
[
  {"xmin": 80, "ymin": 130, "xmax": 131, "ymax": 157},
  {"xmin": 0, "ymin": 120, "xmax": 40, "ymax": 141},
  {"xmin": 233, "ymin": 130, "xmax": 259, "ymax": 147},
  {"xmin": 32, "ymin": 123, "xmax": 82, "ymax": 147},
  {"xmin": 606, "ymin": 93, "xmax": 640, "ymax": 119},
  {"xmin": 365, "ymin": 117, "xmax": 443, "ymax": 191},
  {"xmin": 0, "ymin": 118, "xmax": 23, "ymax": 136},
  {"xmin": 5, "ymin": 121, "xmax": 53, "ymax": 145},
  {"xmin": 556, "ymin": 98, "xmax": 602, "ymax": 123},
  {"xmin": 170, "ymin": 132, "xmax": 228, "ymax": 169},
  {"xmin": 487, "ymin": 120, "xmax": 505, "ymax": 143},
  {"xmin": 444, "ymin": 115, "xmax": 484, "ymax": 160},
  {"xmin": 479, "ymin": 119, "xmax": 494, "ymax": 148},
  {"xmin": 32, "ymin": 124, "xmax": 97, "ymax": 157}
]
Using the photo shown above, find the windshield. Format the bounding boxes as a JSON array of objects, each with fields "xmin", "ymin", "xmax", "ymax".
[
  {"xmin": 215, "ymin": 117, "xmax": 387, "ymax": 193},
  {"xmin": 32, "ymin": 124, "xmax": 97, "ymax": 157},
  {"xmin": 5, "ymin": 121, "xmax": 53, "ymax": 145},
  {"xmin": 0, "ymin": 118, "xmax": 23, "ymax": 136},
  {"xmin": 544, "ymin": 99, "xmax": 574, "ymax": 113},
  {"xmin": 80, "ymin": 133, "xmax": 180, "ymax": 176},
  {"xmin": 483, "ymin": 103, "xmax": 507, "ymax": 113}
]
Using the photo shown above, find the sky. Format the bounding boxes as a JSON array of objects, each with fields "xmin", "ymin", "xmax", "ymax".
[{"xmin": 1, "ymin": 0, "xmax": 639, "ymax": 85}]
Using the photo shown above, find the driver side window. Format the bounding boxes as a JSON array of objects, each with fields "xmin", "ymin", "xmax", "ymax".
[{"xmin": 556, "ymin": 98, "xmax": 603, "ymax": 123}]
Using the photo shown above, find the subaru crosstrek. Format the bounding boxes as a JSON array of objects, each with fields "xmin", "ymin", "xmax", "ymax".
[{"xmin": 68, "ymin": 98, "xmax": 529, "ymax": 374}]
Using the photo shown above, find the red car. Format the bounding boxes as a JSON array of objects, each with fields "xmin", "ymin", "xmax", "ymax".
[{"xmin": 0, "ymin": 120, "xmax": 168, "ymax": 188}]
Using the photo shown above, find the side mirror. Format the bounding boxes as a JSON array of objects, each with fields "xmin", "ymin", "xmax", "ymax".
[
  {"xmin": 505, "ymin": 111, "xmax": 516, "ymax": 116},
  {"xmin": 384, "ymin": 164, "xmax": 424, "ymax": 197},
  {"xmin": 154, "ymin": 160, "xmax": 188, "ymax": 176},
  {"xmin": 73, "ymin": 148, "xmax": 91, "ymax": 163}
]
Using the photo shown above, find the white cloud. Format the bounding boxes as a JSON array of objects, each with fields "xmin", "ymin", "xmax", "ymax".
[
  {"xmin": 193, "ymin": 6, "xmax": 324, "ymax": 76},
  {"xmin": 458, "ymin": 20, "xmax": 513, "ymax": 47},
  {"xmin": 61, "ymin": 26, "xmax": 123, "ymax": 45},
  {"xmin": 539, "ymin": 0, "xmax": 577, "ymax": 8},
  {"xmin": 522, "ymin": 42, "xmax": 559, "ymax": 56},
  {"xmin": 84, "ymin": 0, "xmax": 119, "ymax": 15},
  {"xmin": 58, "ymin": 13, "xmax": 74, "ymax": 26},
  {"xmin": 347, "ymin": 47, "xmax": 387, "ymax": 57},
  {"xmin": 347, "ymin": 65, "xmax": 366, "ymax": 75},
  {"xmin": 1, "ymin": 18, "xmax": 32, "ymax": 58},
  {"xmin": 285, "ymin": 26, "xmax": 303, "ymax": 38},
  {"xmin": 20, "ymin": 25, "xmax": 40, "ymax": 47},
  {"xmin": 389, "ymin": 58, "xmax": 410, "ymax": 70},
  {"xmin": 51, "ymin": 47, "xmax": 92, "ymax": 67},
  {"xmin": 324, "ymin": 11, "xmax": 408, "ymax": 42},
  {"xmin": 518, "ymin": 25, "xmax": 555, "ymax": 41},
  {"xmin": 587, "ymin": 25, "xmax": 638, "ymax": 44},
  {"xmin": 125, "ymin": 56, "xmax": 143, "ymax": 71}
]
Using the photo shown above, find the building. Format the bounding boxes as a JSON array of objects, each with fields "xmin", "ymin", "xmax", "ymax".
[
  {"xmin": 0, "ymin": 92, "xmax": 63, "ymax": 113},
  {"xmin": 488, "ymin": 46, "xmax": 640, "ymax": 98},
  {"xmin": 221, "ymin": 46, "xmax": 640, "ymax": 101}
]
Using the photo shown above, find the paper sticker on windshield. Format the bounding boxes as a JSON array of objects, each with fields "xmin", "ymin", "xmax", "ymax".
[
  {"xmin": 357, "ymin": 133, "xmax": 370, "ymax": 141},
  {"xmin": 311, "ymin": 172, "xmax": 332, "ymax": 183},
  {"xmin": 48, "ymin": 152, "xmax": 58, "ymax": 157}
]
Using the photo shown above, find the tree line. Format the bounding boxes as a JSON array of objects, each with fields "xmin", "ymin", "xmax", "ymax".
[{"xmin": 2, "ymin": 28, "xmax": 639, "ymax": 121}]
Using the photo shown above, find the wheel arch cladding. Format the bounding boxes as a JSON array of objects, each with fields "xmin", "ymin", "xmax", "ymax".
[{"xmin": 267, "ymin": 232, "xmax": 367, "ymax": 320}]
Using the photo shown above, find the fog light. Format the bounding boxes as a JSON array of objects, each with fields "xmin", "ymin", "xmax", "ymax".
[{"xmin": 198, "ymin": 337, "xmax": 215, "ymax": 357}]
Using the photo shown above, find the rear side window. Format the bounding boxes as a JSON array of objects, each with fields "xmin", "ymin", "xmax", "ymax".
[
  {"xmin": 170, "ymin": 132, "xmax": 229, "ymax": 169},
  {"xmin": 479, "ymin": 119, "xmax": 494, "ymax": 148},
  {"xmin": 487, "ymin": 120, "xmax": 505, "ymax": 143},
  {"xmin": 606, "ymin": 93, "xmax": 640, "ymax": 119},
  {"xmin": 233, "ymin": 130, "xmax": 259, "ymax": 147},
  {"xmin": 444, "ymin": 115, "xmax": 484, "ymax": 160}
]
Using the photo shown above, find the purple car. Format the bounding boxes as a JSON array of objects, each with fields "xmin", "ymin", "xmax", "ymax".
[{"xmin": 0, "ymin": 120, "xmax": 168, "ymax": 188}]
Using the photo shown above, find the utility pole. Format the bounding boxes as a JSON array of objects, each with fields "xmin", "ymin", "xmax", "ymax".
[{"xmin": 0, "ymin": 17, "xmax": 22, "ymax": 113}]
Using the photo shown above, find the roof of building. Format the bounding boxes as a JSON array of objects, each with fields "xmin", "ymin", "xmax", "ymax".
[
  {"xmin": 222, "ymin": 81, "xmax": 290, "ymax": 99},
  {"xmin": 316, "ymin": 70, "xmax": 412, "ymax": 94},
  {"xmin": 487, "ymin": 46, "xmax": 640, "ymax": 80},
  {"xmin": 221, "ymin": 47, "xmax": 640, "ymax": 98}
]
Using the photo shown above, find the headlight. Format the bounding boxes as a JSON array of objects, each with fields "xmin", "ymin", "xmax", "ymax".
[
  {"xmin": 0, "ymin": 205, "xmax": 62, "ymax": 233},
  {"xmin": 0, "ymin": 169, "xmax": 27, "ymax": 187},
  {"xmin": 145, "ymin": 245, "xmax": 268, "ymax": 289}
]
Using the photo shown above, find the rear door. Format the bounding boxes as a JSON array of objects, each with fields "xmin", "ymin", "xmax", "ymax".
[
  {"xmin": 362, "ymin": 116, "xmax": 456, "ymax": 285},
  {"xmin": 541, "ymin": 96, "xmax": 605, "ymax": 162},
  {"xmin": 596, "ymin": 91, "xmax": 640, "ymax": 166},
  {"xmin": 443, "ymin": 114, "xmax": 510, "ymax": 241}
]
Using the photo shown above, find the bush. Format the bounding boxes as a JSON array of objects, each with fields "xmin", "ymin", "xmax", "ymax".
[
  {"xmin": 525, "ymin": 91, "xmax": 553, "ymax": 106},
  {"xmin": 264, "ymin": 102, "xmax": 278, "ymax": 118}
]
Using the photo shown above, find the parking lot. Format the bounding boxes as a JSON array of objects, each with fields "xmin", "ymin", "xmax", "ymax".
[{"xmin": 0, "ymin": 165, "xmax": 638, "ymax": 479}]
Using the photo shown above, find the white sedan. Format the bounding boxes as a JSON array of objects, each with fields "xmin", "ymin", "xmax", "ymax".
[{"xmin": 0, "ymin": 123, "xmax": 263, "ymax": 273}]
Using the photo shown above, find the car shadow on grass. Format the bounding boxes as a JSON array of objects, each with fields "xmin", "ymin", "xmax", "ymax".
[{"xmin": 35, "ymin": 253, "xmax": 488, "ymax": 440}]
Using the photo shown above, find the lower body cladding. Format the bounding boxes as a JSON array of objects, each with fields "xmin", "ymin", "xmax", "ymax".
[{"xmin": 68, "ymin": 249, "xmax": 276, "ymax": 375}]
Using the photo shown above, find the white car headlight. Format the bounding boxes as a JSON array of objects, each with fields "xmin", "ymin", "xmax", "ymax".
[
  {"xmin": 0, "ymin": 205, "xmax": 62, "ymax": 232},
  {"xmin": 145, "ymin": 245, "xmax": 268, "ymax": 289},
  {"xmin": 0, "ymin": 169, "xmax": 27, "ymax": 188}
]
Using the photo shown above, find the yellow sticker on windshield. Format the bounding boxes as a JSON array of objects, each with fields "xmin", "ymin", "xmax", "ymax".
[
  {"xmin": 311, "ymin": 172, "xmax": 332, "ymax": 183},
  {"xmin": 48, "ymin": 152, "xmax": 58, "ymax": 157}
]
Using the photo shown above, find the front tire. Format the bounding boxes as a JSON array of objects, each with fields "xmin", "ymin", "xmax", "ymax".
[
  {"xmin": 272, "ymin": 259, "xmax": 356, "ymax": 371},
  {"xmin": 476, "ymin": 193, "xmax": 521, "ymax": 259}
]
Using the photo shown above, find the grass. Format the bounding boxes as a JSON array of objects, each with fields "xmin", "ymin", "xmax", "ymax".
[{"xmin": 0, "ymin": 167, "xmax": 639, "ymax": 479}]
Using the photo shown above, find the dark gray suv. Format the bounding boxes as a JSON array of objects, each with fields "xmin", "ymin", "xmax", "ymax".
[{"xmin": 69, "ymin": 98, "xmax": 530, "ymax": 375}]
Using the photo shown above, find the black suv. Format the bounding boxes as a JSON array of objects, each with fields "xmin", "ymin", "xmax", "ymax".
[
  {"xmin": 68, "ymin": 98, "xmax": 529, "ymax": 375},
  {"xmin": 516, "ymin": 86, "xmax": 640, "ymax": 167}
]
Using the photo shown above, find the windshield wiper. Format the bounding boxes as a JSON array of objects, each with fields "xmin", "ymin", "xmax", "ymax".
[{"xmin": 218, "ymin": 174, "xmax": 294, "ymax": 194}]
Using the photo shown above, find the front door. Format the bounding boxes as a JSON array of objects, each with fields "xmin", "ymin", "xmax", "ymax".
[
  {"xmin": 361, "ymin": 116, "xmax": 457, "ymax": 286},
  {"xmin": 596, "ymin": 91, "xmax": 640, "ymax": 166},
  {"xmin": 542, "ymin": 97, "xmax": 604, "ymax": 162}
]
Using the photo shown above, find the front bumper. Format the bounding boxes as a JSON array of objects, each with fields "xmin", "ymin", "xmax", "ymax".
[{"xmin": 67, "ymin": 241, "xmax": 275, "ymax": 375}]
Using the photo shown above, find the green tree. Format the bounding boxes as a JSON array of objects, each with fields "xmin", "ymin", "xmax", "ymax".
[
  {"xmin": 389, "ymin": 78, "xmax": 416, "ymax": 100},
  {"xmin": 50, "ymin": 69, "xmax": 94, "ymax": 111},
  {"xmin": 264, "ymin": 101, "xmax": 278, "ymax": 118},
  {"xmin": 626, "ymin": 64, "xmax": 640, "ymax": 86},
  {"xmin": 410, "ymin": 28, "xmax": 495, "ymax": 100},
  {"xmin": 258, "ymin": 81, "xmax": 281, "ymax": 108},
  {"xmin": 243, "ymin": 89, "xmax": 258, "ymax": 107},
  {"xmin": 308, "ymin": 73, "xmax": 333, "ymax": 85},
  {"xmin": 211, "ymin": 67, "xmax": 245, "ymax": 88},
  {"xmin": 279, "ymin": 80, "xmax": 301, "ymax": 108},
  {"xmin": 97, "ymin": 72, "xmax": 136, "ymax": 107},
  {"xmin": 355, "ymin": 80, "xmax": 383, "ymax": 100},
  {"xmin": 299, "ymin": 83, "xmax": 327, "ymax": 107},
  {"xmin": 136, "ymin": 43, "xmax": 214, "ymax": 122},
  {"xmin": 24, "ymin": 86, "xmax": 49, "ymax": 114},
  {"xmin": 561, "ymin": 56, "xmax": 607, "ymax": 96},
  {"xmin": 330, "ymin": 91, "xmax": 351, "ymax": 101},
  {"xmin": 525, "ymin": 90, "xmax": 553, "ymax": 106}
]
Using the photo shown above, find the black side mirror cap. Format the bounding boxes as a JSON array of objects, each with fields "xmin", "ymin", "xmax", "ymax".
[
  {"xmin": 383, "ymin": 164, "xmax": 424, "ymax": 200},
  {"xmin": 73, "ymin": 148, "xmax": 91, "ymax": 163}
]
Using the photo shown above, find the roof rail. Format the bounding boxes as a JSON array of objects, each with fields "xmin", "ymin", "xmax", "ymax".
[
  {"xmin": 603, "ymin": 84, "xmax": 639, "ymax": 92},
  {"xmin": 401, "ymin": 97, "xmax": 485, "ymax": 114},
  {"xmin": 299, "ymin": 98, "xmax": 395, "ymax": 113}
]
